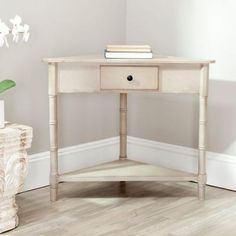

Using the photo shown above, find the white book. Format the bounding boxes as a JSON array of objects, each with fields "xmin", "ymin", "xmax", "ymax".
[{"xmin": 105, "ymin": 51, "xmax": 153, "ymax": 59}]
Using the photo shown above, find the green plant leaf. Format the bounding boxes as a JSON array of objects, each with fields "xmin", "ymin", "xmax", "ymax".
[{"xmin": 0, "ymin": 80, "xmax": 16, "ymax": 94}]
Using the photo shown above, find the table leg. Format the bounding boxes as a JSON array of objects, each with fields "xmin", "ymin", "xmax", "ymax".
[
  {"xmin": 119, "ymin": 93, "xmax": 127, "ymax": 191},
  {"xmin": 49, "ymin": 63, "xmax": 58, "ymax": 202},
  {"xmin": 198, "ymin": 65, "xmax": 208, "ymax": 200},
  {"xmin": 119, "ymin": 93, "xmax": 127, "ymax": 160}
]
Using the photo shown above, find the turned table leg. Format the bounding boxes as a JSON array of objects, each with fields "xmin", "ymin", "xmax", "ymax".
[
  {"xmin": 119, "ymin": 93, "xmax": 127, "ymax": 192},
  {"xmin": 198, "ymin": 65, "xmax": 208, "ymax": 200},
  {"xmin": 48, "ymin": 63, "xmax": 58, "ymax": 202},
  {"xmin": 120, "ymin": 93, "xmax": 127, "ymax": 161}
]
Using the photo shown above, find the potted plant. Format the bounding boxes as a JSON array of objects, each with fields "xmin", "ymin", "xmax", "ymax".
[
  {"xmin": 0, "ymin": 80, "xmax": 16, "ymax": 128},
  {"xmin": 0, "ymin": 15, "xmax": 29, "ymax": 129}
]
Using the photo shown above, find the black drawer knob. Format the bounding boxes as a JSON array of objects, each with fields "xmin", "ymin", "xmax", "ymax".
[{"xmin": 127, "ymin": 75, "xmax": 133, "ymax": 81}]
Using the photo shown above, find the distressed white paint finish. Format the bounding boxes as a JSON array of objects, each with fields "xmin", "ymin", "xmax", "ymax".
[
  {"xmin": 159, "ymin": 64, "xmax": 201, "ymax": 93},
  {"xmin": 100, "ymin": 66, "xmax": 158, "ymax": 90},
  {"xmin": 48, "ymin": 55, "xmax": 214, "ymax": 94},
  {"xmin": 59, "ymin": 159, "xmax": 197, "ymax": 182},
  {"xmin": 58, "ymin": 63, "xmax": 100, "ymax": 93},
  {"xmin": 43, "ymin": 55, "xmax": 214, "ymax": 64},
  {"xmin": 24, "ymin": 136, "xmax": 236, "ymax": 192},
  {"xmin": 0, "ymin": 123, "xmax": 32, "ymax": 233},
  {"xmin": 45, "ymin": 55, "xmax": 213, "ymax": 201},
  {"xmin": 48, "ymin": 63, "xmax": 58, "ymax": 202}
]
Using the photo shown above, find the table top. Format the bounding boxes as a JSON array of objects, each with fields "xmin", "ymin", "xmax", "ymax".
[{"xmin": 43, "ymin": 54, "xmax": 215, "ymax": 65}]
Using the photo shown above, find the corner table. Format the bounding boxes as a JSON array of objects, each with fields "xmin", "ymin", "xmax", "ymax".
[{"xmin": 43, "ymin": 55, "xmax": 214, "ymax": 201}]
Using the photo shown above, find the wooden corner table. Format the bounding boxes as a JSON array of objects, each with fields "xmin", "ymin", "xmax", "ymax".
[{"xmin": 43, "ymin": 55, "xmax": 214, "ymax": 202}]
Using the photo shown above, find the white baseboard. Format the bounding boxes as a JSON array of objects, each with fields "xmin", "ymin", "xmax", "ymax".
[
  {"xmin": 24, "ymin": 137, "xmax": 119, "ymax": 191},
  {"xmin": 24, "ymin": 136, "xmax": 236, "ymax": 192},
  {"xmin": 127, "ymin": 136, "xmax": 236, "ymax": 191}
]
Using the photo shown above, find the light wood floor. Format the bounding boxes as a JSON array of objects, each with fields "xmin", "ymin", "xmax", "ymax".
[{"xmin": 4, "ymin": 182, "xmax": 236, "ymax": 236}]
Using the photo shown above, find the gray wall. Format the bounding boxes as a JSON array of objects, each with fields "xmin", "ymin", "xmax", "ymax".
[
  {"xmin": 127, "ymin": 0, "xmax": 236, "ymax": 155},
  {"xmin": 0, "ymin": 0, "xmax": 126, "ymax": 153},
  {"xmin": 2, "ymin": 0, "xmax": 236, "ymax": 157}
]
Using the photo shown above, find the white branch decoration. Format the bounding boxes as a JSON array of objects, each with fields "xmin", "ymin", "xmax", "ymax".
[{"xmin": 0, "ymin": 15, "xmax": 30, "ymax": 48}]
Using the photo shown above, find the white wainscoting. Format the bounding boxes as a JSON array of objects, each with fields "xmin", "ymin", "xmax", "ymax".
[
  {"xmin": 24, "ymin": 136, "xmax": 236, "ymax": 192},
  {"xmin": 23, "ymin": 137, "xmax": 119, "ymax": 191}
]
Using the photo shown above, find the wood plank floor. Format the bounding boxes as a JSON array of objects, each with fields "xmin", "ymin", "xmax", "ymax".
[{"xmin": 4, "ymin": 182, "xmax": 236, "ymax": 236}]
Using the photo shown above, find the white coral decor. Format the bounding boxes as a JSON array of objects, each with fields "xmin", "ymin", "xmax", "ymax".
[
  {"xmin": 0, "ymin": 19, "xmax": 10, "ymax": 47},
  {"xmin": 0, "ymin": 15, "xmax": 30, "ymax": 47}
]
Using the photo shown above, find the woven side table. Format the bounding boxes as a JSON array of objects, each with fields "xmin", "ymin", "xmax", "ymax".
[{"xmin": 0, "ymin": 123, "xmax": 33, "ymax": 233}]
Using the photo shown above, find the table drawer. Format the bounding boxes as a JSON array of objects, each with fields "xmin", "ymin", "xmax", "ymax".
[{"xmin": 100, "ymin": 66, "xmax": 159, "ymax": 90}]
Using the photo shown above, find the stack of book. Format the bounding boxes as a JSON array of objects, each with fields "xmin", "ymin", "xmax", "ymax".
[{"xmin": 104, "ymin": 45, "xmax": 153, "ymax": 59}]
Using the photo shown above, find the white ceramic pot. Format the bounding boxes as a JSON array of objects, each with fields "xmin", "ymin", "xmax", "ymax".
[{"xmin": 0, "ymin": 100, "xmax": 5, "ymax": 128}]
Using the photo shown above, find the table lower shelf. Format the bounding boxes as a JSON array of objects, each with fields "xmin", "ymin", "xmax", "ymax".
[{"xmin": 59, "ymin": 159, "xmax": 197, "ymax": 182}]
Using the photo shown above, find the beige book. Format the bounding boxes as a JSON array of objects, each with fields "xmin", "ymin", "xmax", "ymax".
[{"xmin": 106, "ymin": 45, "xmax": 151, "ymax": 52}]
